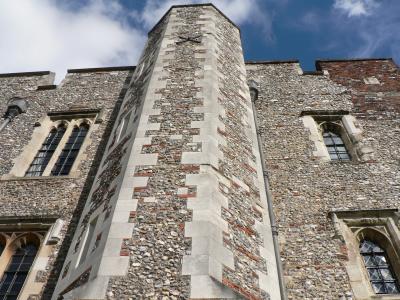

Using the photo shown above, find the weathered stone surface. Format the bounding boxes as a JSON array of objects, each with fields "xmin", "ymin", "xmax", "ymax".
[
  {"xmin": 0, "ymin": 68, "xmax": 132, "ymax": 299},
  {"xmin": 246, "ymin": 60, "xmax": 399, "ymax": 299}
]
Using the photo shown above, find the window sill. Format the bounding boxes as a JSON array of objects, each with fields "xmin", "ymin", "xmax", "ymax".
[
  {"xmin": 371, "ymin": 295, "xmax": 400, "ymax": 300},
  {"xmin": 329, "ymin": 160, "xmax": 354, "ymax": 164},
  {"xmin": 0, "ymin": 174, "xmax": 79, "ymax": 181}
]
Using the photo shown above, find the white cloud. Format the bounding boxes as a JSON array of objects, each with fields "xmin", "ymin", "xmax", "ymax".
[
  {"xmin": 0, "ymin": 0, "xmax": 146, "ymax": 82},
  {"xmin": 331, "ymin": 0, "xmax": 399, "ymax": 63},
  {"xmin": 334, "ymin": 0, "xmax": 379, "ymax": 17}
]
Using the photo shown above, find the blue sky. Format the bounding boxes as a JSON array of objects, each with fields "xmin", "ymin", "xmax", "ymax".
[{"xmin": 0, "ymin": 0, "xmax": 398, "ymax": 80}]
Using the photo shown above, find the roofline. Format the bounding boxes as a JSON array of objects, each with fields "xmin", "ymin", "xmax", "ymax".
[
  {"xmin": 148, "ymin": 3, "xmax": 240, "ymax": 36},
  {"xmin": 316, "ymin": 57, "xmax": 393, "ymax": 63},
  {"xmin": 67, "ymin": 66, "xmax": 136, "ymax": 74},
  {"xmin": 0, "ymin": 71, "xmax": 51, "ymax": 78},
  {"xmin": 316, "ymin": 58, "xmax": 395, "ymax": 70},
  {"xmin": 245, "ymin": 59, "xmax": 299, "ymax": 65}
]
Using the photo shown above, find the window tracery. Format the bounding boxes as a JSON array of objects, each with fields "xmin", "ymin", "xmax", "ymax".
[
  {"xmin": 0, "ymin": 242, "xmax": 38, "ymax": 299},
  {"xmin": 360, "ymin": 240, "xmax": 399, "ymax": 294},
  {"xmin": 330, "ymin": 209, "xmax": 400, "ymax": 298}
]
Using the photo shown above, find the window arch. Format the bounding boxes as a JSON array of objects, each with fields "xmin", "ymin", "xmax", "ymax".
[
  {"xmin": 360, "ymin": 239, "xmax": 400, "ymax": 294},
  {"xmin": 51, "ymin": 122, "xmax": 89, "ymax": 176},
  {"xmin": 0, "ymin": 235, "xmax": 40, "ymax": 300},
  {"xmin": 25, "ymin": 124, "xmax": 66, "ymax": 176},
  {"xmin": 320, "ymin": 122, "xmax": 350, "ymax": 161}
]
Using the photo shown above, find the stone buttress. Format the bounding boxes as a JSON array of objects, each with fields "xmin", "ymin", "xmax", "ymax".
[{"xmin": 52, "ymin": 4, "xmax": 281, "ymax": 299}]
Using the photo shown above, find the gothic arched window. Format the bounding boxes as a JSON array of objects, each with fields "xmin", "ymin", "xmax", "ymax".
[
  {"xmin": 0, "ymin": 243, "xmax": 38, "ymax": 299},
  {"xmin": 323, "ymin": 130, "xmax": 350, "ymax": 161},
  {"xmin": 51, "ymin": 123, "xmax": 89, "ymax": 176},
  {"xmin": 360, "ymin": 240, "xmax": 400, "ymax": 294},
  {"xmin": 25, "ymin": 124, "xmax": 66, "ymax": 176}
]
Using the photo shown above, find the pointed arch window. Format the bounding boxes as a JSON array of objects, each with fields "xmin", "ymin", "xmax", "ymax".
[
  {"xmin": 51, "ymin": 123, "xmax": 89, "ymax": 176},
  {"xmin": 360, "ymin": 240, "xmax": 400, "ymax": 294},
  {"xmin": 25, "ymin": 124, "xmax": 66, "ymax": 177},
  {"xmin": 323, "ymin": 130, "xmax": 350, "ymax": 161},
  {"xmin": 0, "ymin": 243, "xmax": 38, "ymax": 300}
]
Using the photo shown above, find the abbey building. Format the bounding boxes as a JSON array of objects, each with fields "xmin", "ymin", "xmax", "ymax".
[{"xmin": 0, "ymin": 4, "xmax": 399, "ymax": 300}]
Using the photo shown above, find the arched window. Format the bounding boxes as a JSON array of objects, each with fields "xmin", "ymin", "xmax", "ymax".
[
  {"xmin": 360, "ymin": 240, "xmax": 399, "ymax": 294},
  {"xmin": 323, "ymin": 130, "xmax": 350, "ymax": 161},
  {"xmin": 51, "ymin": 123, "xmax": 89, "ymax": 176},
  {"xmin": 25, "ymin": 124, "xmax": 66, "ymax": 176},
  {"xmin": 0, "ymin": 243, "xmax": 38, "ymax": 299},
  {"xmin": 0, "ymin": 235, "xmax": 5, "ymax": 257}
]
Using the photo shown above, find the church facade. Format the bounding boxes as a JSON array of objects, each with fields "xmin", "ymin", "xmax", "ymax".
[{"xmin": 0, "ymin": 4, "xmax": 399, "ymax": 300}]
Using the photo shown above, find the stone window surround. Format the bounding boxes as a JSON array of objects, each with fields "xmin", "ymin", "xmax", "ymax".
[
  {"xmin": 0, "ymin": 216, "xmax": 60, "ymax": 300},
  {"xmin": 301, "ymin": 111, "xmax": 374, "ymax": 162},
  {"xmin": 330, "ymin": 209, "xmax": 400, "ymax": 300},
  {"xmin": 2, "ymin": 109, "xmax": 102, "ymax": 180}
]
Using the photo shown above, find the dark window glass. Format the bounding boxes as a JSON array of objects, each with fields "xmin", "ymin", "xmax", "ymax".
[
  {"xmin": 323, "ymin": 131, "xmax": 350, "ymax": 161},
  {"xmin": 25, "ymin": 125, "xmax": 66, "ymax": 176},
  {"xmin": 360, "ymin": 240, "xmax": 399, "ymax": 294},
  {"xmin": 51, "ymin": 124, "xmax": 89, "ymax": 176},
  {"xmin": 0, "ymin": 244, "xmax": 3, "ymax": 257},
  {"xmin": 0, "ymin": 243, "xmax": 37, "ymax": 299}
]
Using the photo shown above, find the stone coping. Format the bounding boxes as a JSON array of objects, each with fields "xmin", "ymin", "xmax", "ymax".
[
  {"xmin": 316, "ymin": 57, "xmax": 397, "ymax": 70},
  {"xmin": 245, "ymin": 59, "xmax": 299, "ymax": 65},
  {"xmin": 0, "ymin": 71, "xmax": 51, "ymax": 78},
  {"xmin": 67, "ymin": 66, "xmax": 135, "ymax": 73}
]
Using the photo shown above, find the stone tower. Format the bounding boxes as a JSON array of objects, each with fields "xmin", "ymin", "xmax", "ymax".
[
  {"xmin": 53, "ymin": 4, "xmax": 281, "ymax": 300},
  {"xmin": 1, "ymin": 3, "xmax": 399, "ymax": 300}
]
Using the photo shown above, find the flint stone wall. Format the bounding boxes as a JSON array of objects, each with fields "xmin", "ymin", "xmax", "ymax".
[
  {"xmin": 246, "ymin": 61, "xmax": 400, "ymax": 299},
  {"xmin": 0, "ymin": 68, "xmax": 132, "ymax": 299}
]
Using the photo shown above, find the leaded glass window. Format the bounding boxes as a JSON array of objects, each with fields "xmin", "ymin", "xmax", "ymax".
[
  {"xmin": 51, "ymin": 123, "xmax": 89, "ymax": 176},
  {"xmin": 323, "ymin": 131, "xmax": 350, "ymax": 161},
  {"xmin": 25, "ymin": 125, "xmax": 66, "ymax": 176},
  {"xmin": 0, "ymin": 243, "xmax": 38, "ymax": 300},
  {"xmin": 360, "ymin": 240, "xmax": 399, "ymax": 294}
]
